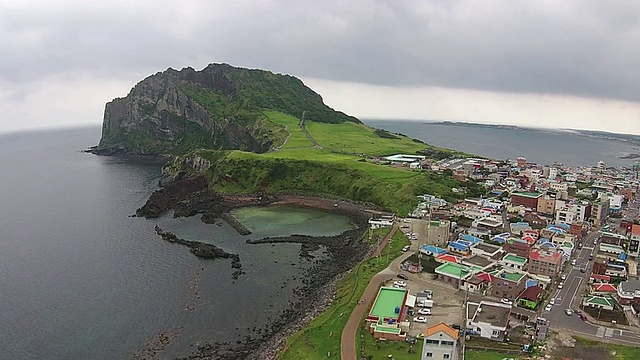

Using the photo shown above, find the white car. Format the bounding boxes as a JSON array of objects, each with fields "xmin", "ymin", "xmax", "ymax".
[
  {"xmin": 550, "ymin": 298, "xmax": 555, "ymax": 305},
  {"xmin": 545, "ymin": 304, "xmax": 552, "ymax": 312},
  {"xmin": 394, "ymin": 281, "xmax": 407, "ymax": 287},
  {"xmin": 500, "ymin": 298, "xmax": 513, "ymax": 305},
  {"xmin": 557, "ymin": 282, "xmax": 564, "ymax": 289},
  {"xmin": 561, "ymin": 274, "xmax": 567, "ymax": 280},
  {"xmin": 565, "ymin": 309, "xmax": 573, "ymax": 316},
  {"xmin": 418, "ymin": 308, "xmax": 431, "ymax": 315},
  {"xmin": 414, "ymin": 316, "xmax": 428, "ymax": 323}
]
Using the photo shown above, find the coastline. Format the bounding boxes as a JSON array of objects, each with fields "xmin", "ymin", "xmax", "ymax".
[{"xmin": 134, "ymin": 175, "xmax": 379, "ymax": 360}]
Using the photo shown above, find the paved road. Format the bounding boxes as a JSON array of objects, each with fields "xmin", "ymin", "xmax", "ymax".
[
  {"xmin": 340, "ymin": 226, "xmax": 402, "ymax": 360},
  {"xmin": 542, "ymin": 230, "xmax": 640, "ymax": 344}
]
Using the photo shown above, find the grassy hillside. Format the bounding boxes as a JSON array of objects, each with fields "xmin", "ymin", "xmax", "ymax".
[{"xmin": 185, "ymin": 111, "xmax": 483, "ymax": 214}]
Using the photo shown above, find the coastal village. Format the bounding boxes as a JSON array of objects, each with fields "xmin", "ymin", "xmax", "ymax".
[{"xmin": 354, "ymin": 155, "xmax": 640, "ymax": 360}]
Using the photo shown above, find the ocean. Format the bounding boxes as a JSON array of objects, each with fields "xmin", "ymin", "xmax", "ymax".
[
  {"xmin": 0, "ymin": 127, "xmax": 354, "ymax": 360},
  {"xmin": 0, "ymin": 122, "xmax": 635, "ymax": 359},
  {"xmin": 363, "ymin": 120, "xmax": 640, "ymax": 168}
]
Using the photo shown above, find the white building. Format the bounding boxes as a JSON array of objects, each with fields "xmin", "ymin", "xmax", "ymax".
[
  {"xmin": 421, "ymin": 323, "xmax": 459, "ymax": 360},
  {"xmin": 466, "ymin": 301, "xmax": 511, "ymax": 341}
]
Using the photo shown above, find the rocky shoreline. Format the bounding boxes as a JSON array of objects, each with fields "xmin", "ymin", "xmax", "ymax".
[
  {"xmin": 154, "ymin": 226, "xmax": 244, "ymax": 278},
  {"xmin": 133, "ymin": 174, "xmax": 380, "ymax": 360}
]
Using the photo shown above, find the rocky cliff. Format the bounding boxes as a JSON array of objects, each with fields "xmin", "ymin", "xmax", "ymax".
[{"xmin": 97, "ymin": 63, "xmax": 359, "ymax": 155}]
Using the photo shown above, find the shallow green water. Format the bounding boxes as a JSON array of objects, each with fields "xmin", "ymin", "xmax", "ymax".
[{"xmin": 232, "ymin": 205, "xmax": 357, "ymax": 238}]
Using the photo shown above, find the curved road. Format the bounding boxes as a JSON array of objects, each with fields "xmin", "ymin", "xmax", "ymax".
[{"xmin": 341, "ymin": 226, "xmax": 401, "ymax": 360}]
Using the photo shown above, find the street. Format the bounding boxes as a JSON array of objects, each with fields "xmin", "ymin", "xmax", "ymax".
[{"xmin": 542, "ymin": 230, "xmax": 640, "ymax": 344}]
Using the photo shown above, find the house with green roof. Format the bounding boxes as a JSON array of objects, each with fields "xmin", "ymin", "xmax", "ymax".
[
  {"xmin": 435, "ymin": 263, "xmax": 473, "ymax": 289},
  {"xmin": 582, "ymin": 294, "xmax": 616, "ymax": 311},
  {"xmin": 491, "ymin": 269, "xmax": 527, "ymax": 301},
  {"xmin": 500, "ymin": 253, "xmax": 528, "ymax": 271}
]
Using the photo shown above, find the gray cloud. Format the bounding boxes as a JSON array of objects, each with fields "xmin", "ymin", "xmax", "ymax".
[{"xmin": 1, "ymin": 0, "xmax": 640, "ymax": 102}]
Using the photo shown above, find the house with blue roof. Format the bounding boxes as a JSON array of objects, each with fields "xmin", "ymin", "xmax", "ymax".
[
  {"xmin": 447, "ymin": 241, "xmax": 471, "ymax": 256},
  {"xmin": 459, "ymin": 234, "xmax": 483, "ymax": 244},
  {"xmin": 420, "ymin": 245, "xmax": 447, "ymax": 257}
]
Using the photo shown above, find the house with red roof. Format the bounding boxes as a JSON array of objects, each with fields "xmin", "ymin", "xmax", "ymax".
[
  {"xmin": 592, "ymin": 283, "xmax": 617, "ymax": 294},
  {"xmin": 517, "ymin": 285, "xmax": 543, "ymax": 310},
  {"xmin": 421, "ymin": 323, "xmax": 459, "ymax": 360},
  {"xmin": 528, "ymin": 249, "xmax": 562, "ymax": 279},
  {"xmin": 436, "ymin": 253, "xmax": 460, "ymax": 264},
  {"xmin": 465, "ymin": 272, "xmax": 494, "ymax": 295}
]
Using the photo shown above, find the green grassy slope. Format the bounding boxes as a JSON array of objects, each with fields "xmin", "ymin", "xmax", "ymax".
[{"xmin": 187, "ymin": 111, "xmax": 483, "ymax": 214}]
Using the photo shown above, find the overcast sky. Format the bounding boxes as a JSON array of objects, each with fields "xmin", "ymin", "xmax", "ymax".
[{"xmin": 1, "ymin": 1, "xmax": 639, "ymax": 135}]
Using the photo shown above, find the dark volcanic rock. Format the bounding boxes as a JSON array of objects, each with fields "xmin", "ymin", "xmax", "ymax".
[
  {"xmin": 137, "ymin": 175, "xmax": 223, "ymax": 219},
  {"xmin": 154, "ymin": 226, "xmax": 242, "ymax": 268}
]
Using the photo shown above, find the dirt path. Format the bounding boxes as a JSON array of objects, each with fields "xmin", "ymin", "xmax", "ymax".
[
  {"xmin": 340, "ymin": 225, "xmax": 400, "ymax": 360},
  {"xmin": 299, "ymin": 111, "xmax": 323, "ymax": 149}
]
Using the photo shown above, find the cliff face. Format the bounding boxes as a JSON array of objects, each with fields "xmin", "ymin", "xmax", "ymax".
[{"xmin": 97, "ymin": 63, "xmax": 358, "ymax": 155}]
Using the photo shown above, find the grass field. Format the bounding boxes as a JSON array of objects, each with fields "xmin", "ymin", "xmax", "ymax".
[
  {"xmin": 263, "ymin": 111, "xmax": 313, "ymax": 149},
  {"xmin": 305, "ymin": 120, "xmax": 427, "ymax": 156},
  {"xmin": 573, "ymin": 336, "xmax": 640, "ymax": 360},
  {"xmin": 279, "ymin": 228, "xmax": 410, "ymax": 359},
  {"xmin": 360, "ymin": 328, "xmax": 422, "ymax": 360}
]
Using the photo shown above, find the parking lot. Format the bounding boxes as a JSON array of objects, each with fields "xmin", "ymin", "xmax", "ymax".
[{"xmin": 382, "ymin": 274, "xmax": 466, "ymax": 337}]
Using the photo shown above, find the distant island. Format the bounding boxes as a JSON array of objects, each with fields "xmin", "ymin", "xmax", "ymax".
[{"xmin": 426, "ymin": 120, "xmax": 640, "ymax": 147}]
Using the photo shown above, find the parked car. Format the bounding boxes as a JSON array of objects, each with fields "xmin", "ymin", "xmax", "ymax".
[
  {"xmin": 414, "ymin": 316, "xmax": 428, "ymax": 323},
  {"xmin": 571, "ymin": 259, "xmax": 577, "ymax": 266},
  {"xmin": 561, "ymin": 274, "xmax": 567, "ymax": 280},
  {"xmin": 580, "ymin": 314, "xmax": 587, "ymax": 321},
  {"xmin": 394, "ymin": 281, "xmax": 407, "ymax": 287},
  {"xmin": 418, "ymin": 308, "xmax": 432, "ymax": 315},
  {"xmin": 545, "ymin": 304, "xmax": 552, "ymax": 312},
  {"xmin": 397, "ymin": 273, "xmax": 409, "ymax": 280},
  {"xmin": 500, "ymin": 298, "xmax": 513, "ymax": 305},
  {"xmin": 588, "ymin": 254, "xmax": 593, "ymax": 261},
  {"xmin": 557, "ymin": 282, "xmax": 564, "ymax": 289},
  {"xmin": 405, "ymin": 336, "xmax": 417, "ymax": 344},
  {"xmin": 565, "ymin": 309, "xmax": 573, "ymax": 316},
  {"xmin": 421, "ymin": 290, "xmax": 433, "ymax": 299},
  {"xmin": 402, "ymin": 245, "xmax": 410, "ymax": 252},
  {"xmin": 450, "ymin": 323, "xmax": 462, "ymax": 330},
  {"xmin": 580, "ymin": 266, "xmax": 587, "ymax": 273},
  {"xmin": 550, "ymin": 298, "xmax": 555, "ymax": 305}
]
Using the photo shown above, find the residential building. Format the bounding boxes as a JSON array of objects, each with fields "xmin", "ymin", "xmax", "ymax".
[
  {"xmin": 427, "ymin": 220, "xmax": 451, "ymax": 246},
  {"xmin": 601, "ymin": 231, "xmax": 628, "ymax": 247},
  {"xmin": 461, "ymin": 255, "xmax": 495, "ymax": 273},
  {"xmin": 591, "ymin": 253, "xmax": 627, "ymax": 279},
  {"xmin": 592, "ymin": 283, "xmax": 617, "ymax": 295},
  {"xmin": 503, "ymin": 238, "xmax": 532, "ymax": 258},
  {"xmin": 617, "ymin": 279, "xmax": 640, "ymax": 305},
  {"xmin": 629, "ymin": 224, "xmax": 640, "ymax": 258},
  {"xmin": 421, "ymin": 323, "xmax": 459, "ymax": 360},
  {"xmin": 500, "ymin": 253, "xmax": 528, "ymax": 271},
  {"xmin": 510, "ymin": 192, "xmax": 542, "ymax": 210},
  {"xmin": 435, "ymin": 263, "xmax": 472, "ymax": 289},
  {"xmin": 491, "ymin": 269, "xmax": 527, "ymax": 300},
  {"xmin": 582, "ymin": 295, "xmax": 616, "ymax": 311},
  {"xmin": 528, "ymin": 249, "xmax": 562, "ymax": 279},
  {"xmin": 536, "ymin": 193, "xmax": 557, "ymax": 215},
  {"xmin": 466, "ymin": 301, "xmax": 511, "ymax": 341},
  {"xmin": 465, "ymin": 273, "xmax": 493, "ymax": 295},
  {"xmin": 471, "ymin": 242, "xmax": 503, "ymax": 260},
  {"xmin": 591, "ymin": 200, "xmax": 609, "ymax": 226},
  {"xmin": 550, "ymin": 233, "xmax": 576, "ymax": 247},
  {"xmin": 517, "ymin": 285, "xmax": 543, "ymax": 310},
  {"xmin": 447, "ymin": 241, "xmax": 471, "ymax": 256}
]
